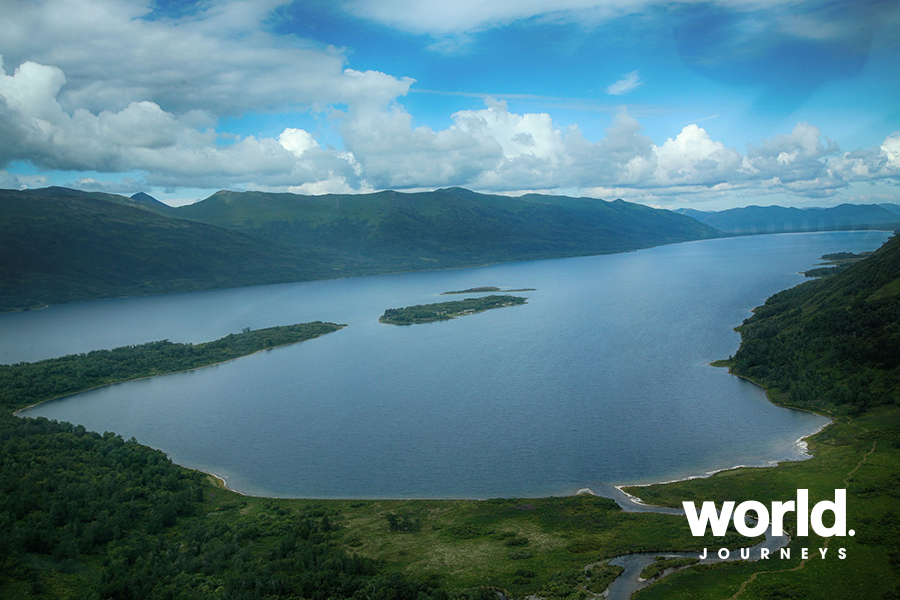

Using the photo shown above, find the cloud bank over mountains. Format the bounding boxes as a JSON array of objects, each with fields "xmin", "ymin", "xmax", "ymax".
[{"xmin": 0, "ymin": 0, "xmax": 898, "ymax": 206}]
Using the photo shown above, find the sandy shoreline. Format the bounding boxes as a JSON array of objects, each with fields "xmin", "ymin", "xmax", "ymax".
[{"xmin": 612, "ymin": 418, "xmax": 831, "ymax": 504}]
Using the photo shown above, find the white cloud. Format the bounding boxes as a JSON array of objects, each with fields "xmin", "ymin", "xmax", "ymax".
[
  {"xmin": 0, "ymin": 169, "xmax": 47, "ymax": 190},
  {"xmin": 279, "ymin": 128, "xmax": 319, "ymax": 157},
  {"xmin": 0, "ymin": 0, "xmax": 412, "ymax": 117},
  {"xmin": 0, "ymin": 57, "xmax": 366, "ymax": 192},
  {"xmin": 651, "ymin": 124, "xmax": 743, "ymax": 186},
  {"xmin": 607, "ymin": 71, "xmax": 642, "ymax": 96},
  {"xmin": 65, "ymin": 177, "xmax": 144, "ymax": 194},
  {"xmin": 829, "ymin": 132, "xmax": 900, "ymax": 182},
  {"xmin": 339, "ymin": 97, "xmax": 871, "ymax": 199}
]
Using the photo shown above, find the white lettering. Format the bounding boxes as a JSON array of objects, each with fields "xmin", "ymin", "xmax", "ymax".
[
  {"xmin": 811, "ymin": 489, "xmax": 847, "ymax": 537},
  {"xmin": 740, "ymin": 547, "xmax": 750, "ymax": 559},
  {"xmin": 819, "ymin": 548, "xmax": 828, "ymax": 559},
  {"xmin": 734, "ymin": 501, "xmax": 769, "ymax": 537},
  {"xmin": 683, "ymin": 490, "xmax": 850, "ymax": 539},
  {"xmin": 699, "ymin": 548, "xmax": 707, "ymax": 559},
  {"xmin": 797, "ymin": 489, "xmax": 809, "ymax": 536},
  {"xmin": 839, "ymin": 548, "xmax": 847, "ymax": 559},
  {"xmin": 802, "ymin": 547, "xmax": 809, "ymax": 559},
  {"xmin": 718, "ymin": 548, "xmax": 730, "ymax": 559},
  {"xmin": 771, "ymin": 500, "xmax": 795, "ymax": 536},
  {"xmin": 683, "ymin": 501, "xmax": 735, "ymax": 536},
  {"xmin": 760, "ymin": 548, "xmax": 770, "ymax": 559},
  {"xmin": 780, "ymin": 548, "xmax": 791, "ymax": 559}
]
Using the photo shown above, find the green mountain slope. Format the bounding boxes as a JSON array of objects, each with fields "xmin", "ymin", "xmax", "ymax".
[
  {"xmin": 172, "ymin": 187, "xmax": 722, "ymax": 269},
  {"xmin": 724, "ymin": 232, "xmax": 900, "ymax": 414},
  {"xmin": 0, "ymin": 189, "xmax": 354, "ymax": 312}
]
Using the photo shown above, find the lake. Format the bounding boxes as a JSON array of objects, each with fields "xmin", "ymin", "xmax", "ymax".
[{"xmin": 8, "ymin": 231, "xmax": 891, "ymax": 498}]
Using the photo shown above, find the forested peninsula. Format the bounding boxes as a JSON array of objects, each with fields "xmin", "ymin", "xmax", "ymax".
[{"xmin": 2, "ymin": 322, "xmax": 344, "ymax": 413}]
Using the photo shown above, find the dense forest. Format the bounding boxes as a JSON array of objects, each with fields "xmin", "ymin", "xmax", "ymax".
[
  {"xmin": 719, "ymin": 233, "xmax": 900, "ymax": 414},
  {"xmin": 379, "ymin": 295, "xmax": 527, "ymax": 325},
  {"xmin": 626, "ymin": 232, "xmax": 900, "ymax": 599},
  {"xmin": 0, "ymin": 415, "xmax": 473, "ymax": 600}
]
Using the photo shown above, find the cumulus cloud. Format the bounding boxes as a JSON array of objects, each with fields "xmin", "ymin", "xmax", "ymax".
[
  {"xmin": 0, "ymin": 57, "xmax": 368, "ymax": 191},
  {"xmin": 3, "ymin": 51, "xmax": 898, "ymax": 201},
  {"xmin": 0, "ymin": 169, "xmax": 47, "ymax": 190},
  {"xmin": 830, "ymin": 132, "xmax": 900, "ymax": 182},
  {"xmin": 0, "ymin": 0, "xmax": 412, "ymax": 117},
  {"xmin": 339, "ymin": 97, "xmax": 878, "ymax": 199},
  {"xmin": 607, "ymin": 71, "xmax": 642, "ymax": 96}
]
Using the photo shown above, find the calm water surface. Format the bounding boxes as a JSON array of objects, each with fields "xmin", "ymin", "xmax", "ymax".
[{"xmin": 8, "ymin": 232, "xmax": 890, "ymax": 498}]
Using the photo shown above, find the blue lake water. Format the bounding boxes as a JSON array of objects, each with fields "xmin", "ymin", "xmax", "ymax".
[{"xmin": 7, "ymin": 231, "xmax": 891, "ymax": 498}]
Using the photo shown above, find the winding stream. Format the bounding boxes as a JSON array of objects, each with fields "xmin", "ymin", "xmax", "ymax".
[{"xmin": 593, "ymin": 485, "xmax": 790, "ymax": 599}]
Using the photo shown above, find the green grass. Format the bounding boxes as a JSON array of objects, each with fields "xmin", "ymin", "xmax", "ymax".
[
  {"xmin": 190, "ymin": 490, "xmax": 751, "ymax": 598},
  {"xmin": 624, "ymin": 396, "xmax": 900, "ymax": 600}
]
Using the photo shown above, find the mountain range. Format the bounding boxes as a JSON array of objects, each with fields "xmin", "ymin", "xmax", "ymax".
[{"xmin": 0, "ymin": 187, "xmax": 718, "ymax": 312}]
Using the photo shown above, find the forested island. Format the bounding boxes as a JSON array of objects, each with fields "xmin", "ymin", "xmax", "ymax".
[
  {"xmin": 379, "ymin": 295, "xmax": 527, "ymax": 325},
  {"xmin": 441, "ymin": 287, "xmax": 536, "ymax": 295},
  {"xmin": 442, "ymin": 286, "xmax": 501, "ymax": 294}
]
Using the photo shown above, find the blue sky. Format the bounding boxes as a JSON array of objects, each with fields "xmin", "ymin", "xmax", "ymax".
[{"xmin": 1, "ymin": 0, "xmax": 899, "ymax": 209}]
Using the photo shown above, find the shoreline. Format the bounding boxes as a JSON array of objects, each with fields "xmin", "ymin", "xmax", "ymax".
[{"xmin": 199, "ymin": 468, "xmax": 252, "ymax": 497}]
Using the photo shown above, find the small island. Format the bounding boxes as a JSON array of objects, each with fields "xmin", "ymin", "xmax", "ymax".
[
  {"xmin": 442, "ymin": 286, "xmax": 536, "ymax": 295},
  {"xmin": 379, "ymin": 295, "xmax": 527, "ymax": 325}
]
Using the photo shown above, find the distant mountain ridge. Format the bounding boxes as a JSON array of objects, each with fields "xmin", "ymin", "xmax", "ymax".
[
  {"xmin": 676, "ymin": 203, "xmax": 900, "ymax": 234},
  {"xmin": 168, "ymin": 187, "xmax": 720, "ymax": 269},
  {"xmin": 0, "ymin": 186, "xmax": 720, "ymax": 312}
]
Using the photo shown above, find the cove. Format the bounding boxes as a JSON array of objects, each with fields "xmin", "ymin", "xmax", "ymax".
[{"xmin": 9, "ymin": 231, "xmax": 891, "ymax": 498}]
